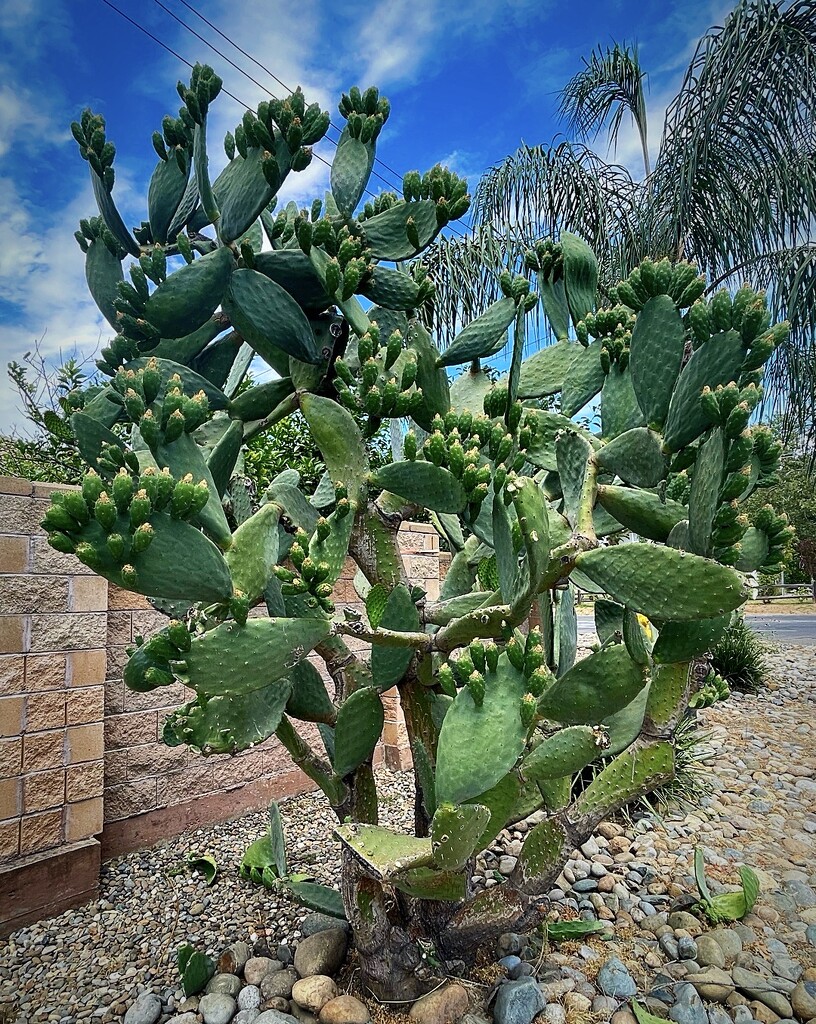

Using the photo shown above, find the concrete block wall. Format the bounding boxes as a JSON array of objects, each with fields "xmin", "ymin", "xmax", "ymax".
[{"xmin": 0, "ymin": 474, "xmax": 446, "ymax": 932}]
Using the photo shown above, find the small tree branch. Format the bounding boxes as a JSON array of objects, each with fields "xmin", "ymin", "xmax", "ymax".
[
  {"xmin": 275, "ymin": 716, "xmax": 346, "ymax": 808},
  {"xmin": 333, "ymin": 621, "xmax": 431, "ymax": 650}
]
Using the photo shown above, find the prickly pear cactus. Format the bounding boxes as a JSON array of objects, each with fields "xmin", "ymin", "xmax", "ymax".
[{"xmin": 51, "ymin": 67, "xmax": 792, "ymax": 999}]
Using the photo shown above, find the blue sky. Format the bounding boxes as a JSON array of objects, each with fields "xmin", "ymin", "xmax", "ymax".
[{"xmin": 0, "ymin": 0, "xmax": 733, "ymax": 434}]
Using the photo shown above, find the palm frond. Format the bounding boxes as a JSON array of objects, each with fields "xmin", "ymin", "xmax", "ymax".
[{"xmin": 559, "ymin": 42, "xmax": 651, "ymax": 175}]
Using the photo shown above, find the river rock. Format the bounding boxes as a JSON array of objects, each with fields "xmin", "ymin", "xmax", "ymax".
[
  {"xmin": 669, "ymin": 912, "xmax": 704, "ymax": 936},
  {"xmin": 597, "ymin": 957, "xmax": 637, "ymax": 998},
  {"xmin": 219, "ymin": 942, "xmax": 253, "ymax": 976},
  {"xmin": 708, "ymin": 929, "xmax": 743, "ymax": 961},
  {"xmin": 234, "ymin": 1012, "xmax": 261, "ymax": 1024},
  {"xmin": 610, "ymin": 1012, "xmax": 637, "ymax": 1024},
  {"xmin": 670, "ymin": 983, "xmax": 708, "ymax": 1024},
  {"xmin": 294, "ymin": 930, "xmax": 348, "ymax": 978},
  {"xmin": 748, "ymin": 1002, "xmax": 782, "ymax": 1024},
  {"xmin": 255, "ymin": 1012, "xmax": 301, "ymax": 1024},
  {"xmin": 409, "ymin": 983, "xmax": 469, "ymax": 1024},
  {"xmin": 125, "ymin": 993, "xmax": 162, "ymax": 1024},
  {"xmin": 238, "ymin": 988, "xmax": 262, "ymax": 1011},
  {"xmin": 492, "ymin": 978, "xmax": 545, "ymax": 1024},
  {"xmin": 199, "ymin": 993, "xmax": 238, "ymax": 1024},
  {"xmin": 302, "ymin": 914, "xmax": 351, "ymax": 938},
  {"xmin": 207, "ymin": 973, "xmax": 243, "ymax": 996},
  {"xmin": 695, "ymin": 935, "xmax": 727, "ymax": 969},
  {"xmin": 542, "ymin": 1005, "xmax": 566, "ymax": 1024},
  {"xmin": 262, "ymin": 969, "xmax": 299, "ymax": 1001},
  {"xmin": 167, "ymin": 1016, "xmax": 199, "ymax": 1024},
  {"xmin": 732, "ymin": 969, "xmax": 793, "ymax": 1018},
  {"xmin": 319, "ymin": 995, "xmax": 370, "ymax": 1024},
  {"xmin": 246, "ymin": 958, "xmax": 281, "ymax": 986},
  {"xmin": 686, "ymin": 967, "xmax": 735, "ymax": 1001},
  {"xmin": 292, "ymin": 977, "xmax": 338, "ymax": 1014},
  {"xmin": 791, "ymin": 981, "xmax": 816, "ymax": 1021}
]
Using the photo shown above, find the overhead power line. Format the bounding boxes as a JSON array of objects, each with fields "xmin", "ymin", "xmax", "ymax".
[{"xmin": 98, "ymin": 0, "xmax": 473, "ymax": 241}]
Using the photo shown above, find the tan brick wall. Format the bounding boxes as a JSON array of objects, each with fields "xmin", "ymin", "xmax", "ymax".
[
  {"xmin": 0, "ymin": 478, "xmax": 106, "ymax": 867},
  {"xmin": 0, "ymin": 475, "xmax": 443, "ymax": 877}
]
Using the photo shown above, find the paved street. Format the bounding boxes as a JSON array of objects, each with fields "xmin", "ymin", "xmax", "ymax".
[{"xmin": 576, "ymin": 613, "xmax": 816, "ymax": 646}]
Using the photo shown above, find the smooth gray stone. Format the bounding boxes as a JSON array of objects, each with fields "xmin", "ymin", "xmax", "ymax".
[
  {"xmin": 597, "ymin": 958, "xmax": 637, "ymax": 999},
  {"xmin": 669, "ymin": 982, "xmax": 709, "ymax": 1024},
  {"xmin": 199, "ymin": 993, "xmax": 238, "ymax": 1024},
  {"xmin": 493, "ymin": 978, "xmax": 546, "ymax": 1024},
  {"xmin": 124, "ymin": 993, "xmax": 163, "ymax": 1024}
]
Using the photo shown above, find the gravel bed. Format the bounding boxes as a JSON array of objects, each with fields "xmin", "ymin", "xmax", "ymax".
[{"xmin": 1, "ymin": 645, "xmax": 814, "ymax": 1024}]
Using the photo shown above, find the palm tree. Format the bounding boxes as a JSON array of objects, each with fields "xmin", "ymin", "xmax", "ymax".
[{"xmin": 424, "ymin": 0, "xmax": 816, "ymax": 442}]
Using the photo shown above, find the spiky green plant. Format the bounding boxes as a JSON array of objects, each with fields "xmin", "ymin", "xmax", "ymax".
[
  {"xmin": 49, "ymin": 66, "xmax": 793, "ymax": 999},
  {"xmin": 710, "ymin": 618, "xmax": 768, "ymax": 692}
]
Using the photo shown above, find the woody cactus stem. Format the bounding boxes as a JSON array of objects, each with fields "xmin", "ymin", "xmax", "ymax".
[{"xmin": 51, "ymin": 67, "xmax": 793, "ymax": 999}]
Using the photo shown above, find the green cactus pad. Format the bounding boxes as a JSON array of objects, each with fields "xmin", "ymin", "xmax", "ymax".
[
  {"xmin": 645, "ymin": 661, "xmax": 690, "ymax": 726},
  {"xmin": 144, "ymin": 247, "xmax": 234, "ymax": 339},
  {"xmin": 331, "ymin": 128, "xmax": 374, "ymax": 217},
  {"xmin": 407, "ymin": 321, "xmax": 450, "ymax": 431},
  {"xmin": 652, "ymin": 615, "xmax": 730, "ymax": 664},
  {"xmin": 91, "ymin": 172, "xmax": 140, "ymax": 257},
  {"xmin": 513, "ymin": 817, "xmax": 567, "ymax": 893},
  {"xmin": 576, "ymin": 741, "xmax": 674, "ymax": 818},
  {"xmin": 450, "ymin": 366, "xmax": 493, "ymax": 414},
  {"xmin": 556, "ymin": 429, "xmax": 593, "ymax": 527},
  {"xmin": 561, "ymin": 232, "xmax": 598, "ymax": 326},
  {"xmin": 663, "ymin": 330, "xmax": 745, "ymax": 451},
  {"xmin": 688, "ymin": 428, "xmax": 726, "ymax": 556},
  {"xmin": 230, "ymin": 378, "xmax": 295, "ymax": 422},
  {"xmin": 360, "ymin": 200, "xmax": 439, "ymax": 261},
  {"xmin": 667, "ymin": 519, "xmax": 691, "ymax": 549},
  {"xmin": 360, "ymin": 266, "xmax": 422, "ymax": 311},
  {"xmin": 147, "ymin": 156, "xmax": 190, "ymax": 244},
  {"xmin": 538, "ymin": 643, "xmax": 646, "ymax": 725},
  {"xmin": 177, "ymin": 617, "xmax": 331, "ymax": 696},
  {"xmin": 538, "ymin": 775, "xmax": 571, "ymax": 810},
  {"xmin": 431, "ymin": 802, "xmax": 491, "ymax": 870},
  {"xmin": 213, "ymin": 146, "xmax": 284, "ymax": 244},
  {"xmin": 224, "ymin": 501, "xmax": 280, "ymax": 603},
  {"xmin": 596, "ymin": 485, "xmax": 688, "ymax": 542},
  {"xmin": 601, "ymin": 364, "xmax": 646, "ymax": 439},
  {"xmin": 492, "ymin": 494, "xmax": 522, "ymax": 604},
  {"xmin": 518, "ymin": 341, "xmax": 579, "ymax": 399},
  {"xmin": 575, "ymin": 544, "xmax": 748, "ymax": 620},
  {"xmin": 85, "ymin": 237, "xmax": 123, "ymax": 329},
  {"xmin": 525, "ymin": 410, "xmax": 598, "ymax": 471},
  {"xmin": 301, "ymin": 393, "xmax": 369, "ymax": 505},
  {"xmin": 438, "ymin": 297, "xmax": 516, "ymax": 367},
  {"xmin": 163, "ymin": 679, "xmax": 293, "ymax": 755},
  {"xmin": 556, "ymin": 585, "xmax": 578, "ymax": 675},
  {"xmin": 308, "ymin": 508, "xmax": 355, "ymax": 589},
  {"xmin": 435, "ymin": 656, "xmax": 527, "ymax": 806},
  {"xmin": 511, "ymin": 477, "xmax": 551, "ymax": 596},
  {"xmin": 629, "ymin": 295, "xmax": 686, "ymax": 429},
  {"xmin": 522, "ymin": 726, "xmax": 601, "ymax": 781},
  {"xmin": 561, "ymin": 341, "xmax": 605, "ymax": 417},
  {"xmin": 370, "ymin": 584, "xmax": 420, "ymax": 690},
  {"xmin": 623, "ymin": 609, "xmax": 650, "ymax": 665},
  {"xmin": 281, "ymin": 879, "xmax": 346, "ymax": 919},
  {"xmin": 71, "ymin": 411, "xmax": 124, "ymax": 469},
  {"xmin": 596, "ymin": 428, "xmax": 666, "ymax": 489},
  {"xmin": 538, "ymin": 270, "xmax": 570, "ymax": 341},
  {"xmin": 594, "ymin": 599, "xmax": 624, "ymax": 643},
  {"xmin": 252, "ymin": 250, "xmax": 332, "ymax": 313},
  {"xmin": 334, "ymin": 823, "xmax": 433, "ymax": 878},
  {"xmin": 390, "ymin": 866, "xmax": 467, "ymax": 901},
  {"xmin": 370, "ymin": 462, "xmax": 466, "ymax": 514},
  {"xmin": 285, "ymin": 659, "xmax": 336, "ymax": 724},
  {"xmin": 736, "ymin": 527, "xmax": 770, "ymax": 572},
  {"xmin": 602, "ymin": 683, "xmax": 650, "ymax": 756},
  {"xmin": 333, "ymin": 686, "xmax": 384, "ymax": 777},
  {"xmin": 224, "ymin": 269, "xmax": 321, "ymax": 365}
]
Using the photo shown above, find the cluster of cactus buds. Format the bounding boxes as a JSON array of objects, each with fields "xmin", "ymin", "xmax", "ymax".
[
  {"xmin": 109, "ymin": 364, "xmax": 211, "ymax": 446},
  {"xmin": 70, "ymin": 109, "xmax": 116, "ymax": 191},
  {"xmin": 750, "ymin": 426, "xmax": 783, "ymax": 487},
  {"xmin": 359, "ymin": 191, "xmax": 400, "ymax": 221},
  {"xmin": 710, "ymin": 501, "xmax": 750, "ymax": 561},
  {"xmin": 273, "ymin": 495, "xmax": 351, "ymax": 614},
  {"xmin": 338, "ymin": 85, "xmax": 390, "ymax": 142},
  {"xmin": 616, "ymin": 258, "xmax": 704, "ymax": 311},
  {"xmin": 690, "ymin": 669, "xmax": 729, "ymax": 709},
  {"xmin": 700, "ymin": 379, "xmax": 762, "ymax": 437},
  {"xmin": 402, "ymin": 164, "xmax": 470, "ymax": 226},
  {"xmin": 126, "ymin": 619, "xmax": 193, "ymax": 690},
  {"xmin": 302, "ymin": 218, "xmax": 374, "ymax": 299},
  {"xmin": 43, "ymin": 465, "xmax": 209, "ymax": 582},
  {"xmin": 74, "ymin": 215, "xmax": 124, "ymax": 259},
  {"xmin": 498, "ymin": 271, "xmax": 539, "ymax": 312},
  {"xmin": 576, "ymin": 305, "xmax": 636, "ymax": 369},
  {"xmin": 152, "ymin": 107, "xmax": 194, "ymax": 167},
  {"xmin": 112, "ymin": 248, "xmax": 171, "ymax": 348},
  {"xmin": 225, "ymin": 87, "xmax": 329, "ymax": 183},
  {"xmin": 688, "ymin": 285, "xmax": 787, "ymax": 357},
  {"xmin": 334, "ymin": 325, "xmax": 422, "ymax": 430},
  {"xmin": 176, "ymin": 63, "xmax": 223, "ymax": 127},
  {"xmin": 524, "ymin": 239, "xmax": 563, "ymax": 280}
]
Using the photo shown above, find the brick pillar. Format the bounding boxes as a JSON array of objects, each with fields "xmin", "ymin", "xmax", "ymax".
[{"xmin": 0, "ymin": 477, "xmax": 106, "ymax": 935}]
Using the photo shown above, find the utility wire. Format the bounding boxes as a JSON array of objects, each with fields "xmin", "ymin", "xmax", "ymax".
[{"xmin": 98, "ymin": 0, "xmax": 472, "ymax": 241}]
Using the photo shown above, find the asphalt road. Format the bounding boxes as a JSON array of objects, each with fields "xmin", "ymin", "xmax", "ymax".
[{"xmin": 576, "ymin": 613, "xmax": 816, "ymax": 646}]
